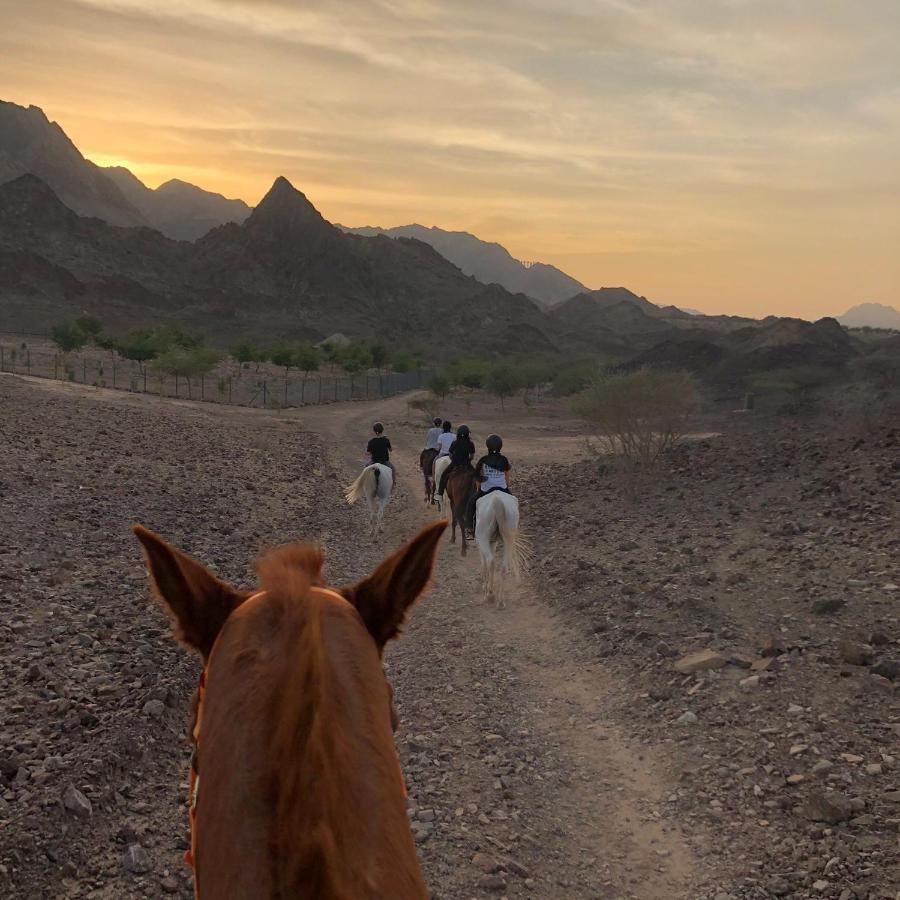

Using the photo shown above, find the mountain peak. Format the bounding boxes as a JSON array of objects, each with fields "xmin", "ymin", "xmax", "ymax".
[{"xmin": 247, "ymin": 176, "xmax": 328, "ymax": 231}]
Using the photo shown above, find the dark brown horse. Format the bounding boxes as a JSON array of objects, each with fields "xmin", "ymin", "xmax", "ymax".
[
  {"xmin": 419, "ymin": 447, "xmax": 438, "ymax": 505},
  {"xmin": 445, "ymin": 465, "xmax": 476, "ymax": 556},
  {"xmin": 133, "ymin": 521, "xmax": 447, "ymax": 899}
]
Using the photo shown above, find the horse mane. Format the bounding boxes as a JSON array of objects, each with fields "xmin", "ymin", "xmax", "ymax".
[{"xmin": 250, "ymin": 542, "xmax": 380, "ymax": 896}]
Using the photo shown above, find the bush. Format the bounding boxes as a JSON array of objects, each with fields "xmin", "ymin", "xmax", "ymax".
[
  {"xmin": 573, "ymin": 368, "xmax": 698, "ymax": 492},
  {"xmin": 74, "ymin": 315, "xmax": 103, "ymax": 338}
]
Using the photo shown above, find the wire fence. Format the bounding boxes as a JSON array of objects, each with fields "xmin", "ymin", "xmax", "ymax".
[{"xmin": 0, "ymin": 343, "xmax": 431, "ymax": 408}]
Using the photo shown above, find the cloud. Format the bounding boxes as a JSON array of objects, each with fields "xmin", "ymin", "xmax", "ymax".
[{"xmin": 1, "ymin": 0, "xmax": 898, "ymax": 315}]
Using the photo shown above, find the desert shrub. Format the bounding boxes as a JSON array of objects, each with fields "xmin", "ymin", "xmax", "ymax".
[
  {"xmin": 74, "ymin": 315, "xmax": 103, "ymax": 338},
  {"xmin": 751, "ymin": 366, "xmax": 833, "ymax": 417},
  {"xmin": 151, "ymin": 346, "xmax": 221, "ymax": 399},
  {"xmin": 574, "ymin": 368, "xmax": 698, "ymax": 494}
]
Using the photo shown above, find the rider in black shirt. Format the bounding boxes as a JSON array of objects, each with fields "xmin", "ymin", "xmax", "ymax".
[
  {"xmin": 436, "ymin": 425, "xmax": 475, "ymax": 498},
  {"xmin": 366, "ymin": 422, "xmax": 396, "ymax": 491}
]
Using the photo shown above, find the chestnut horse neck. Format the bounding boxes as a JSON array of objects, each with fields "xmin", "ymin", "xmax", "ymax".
[{"xmin": 187, "ymin": 585, "xmax": 425, "ymax": 899}]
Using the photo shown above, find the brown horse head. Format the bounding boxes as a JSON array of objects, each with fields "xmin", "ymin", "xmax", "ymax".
[{"xmin": 133, "ymin": 521, "xmax": 446, "ymax": 900}]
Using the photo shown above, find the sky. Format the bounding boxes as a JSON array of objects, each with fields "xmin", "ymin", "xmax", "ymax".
[{"xmin": 1, "ymin": 0, "xmax": 899, "ymax": 318}]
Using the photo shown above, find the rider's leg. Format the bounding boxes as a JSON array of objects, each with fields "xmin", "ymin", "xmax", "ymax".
[
  {"xmin": 437, "ymin": 464, "xmax": 452, "ymax": 497},
  {"xmin": 467, "ymin": 490, "xmax": 481, "ymax": 533}
]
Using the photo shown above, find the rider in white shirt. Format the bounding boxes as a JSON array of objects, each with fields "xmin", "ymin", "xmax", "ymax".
[
  {"xmin": 435, "ymin": 421, "xmax": 454, "ymax": 457},
  {"xmin": 424, "ymin": 417, "xmax": 443, "ymax": 452}
]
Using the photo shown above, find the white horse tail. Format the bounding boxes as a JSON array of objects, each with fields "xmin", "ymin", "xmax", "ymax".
[
  {"xmin": 345, "ymin": 465, "xmax": 377, "ymax": 505},
  {"xmin": 495, "ymin": 495, "xmax": 531, "ymax": 579}
]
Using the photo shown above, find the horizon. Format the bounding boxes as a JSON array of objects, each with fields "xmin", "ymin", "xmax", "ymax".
[{"xmin": 2, "ymin": 1, "xmax": 899, "ymax": 319}]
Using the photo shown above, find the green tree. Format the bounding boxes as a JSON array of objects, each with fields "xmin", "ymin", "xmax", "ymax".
[
  {"xmin": 51, "ymin": 321, "xmax": 87, "ymax": 354},
  {"xmin": 392, "ymin": 350, "xmax": 414, "ymax": 374},
  {"xmin": 269, "ymin": 343, "xmax": 296, "ymax": 377},
  {"xmin": 486, "ymin": 362, "xmax": 524, "ymax": 411},
  {"xmin": 427, "ymin": 373, "xmax": 450, "ymax": 401},
  {"xmin": 151, "ymin": 346, "xmax": 221, "ymax": 399},
  {"xmin": 117, "ymin": 329, "xmax": 161, "ymax": 373},
  {"xmin": 294, "ymin": 344, "xmax": 321, "ymax": 387},
  {"xmin": 230, "ymin": 341, "xmax": 258, "ymax": 374},
  {"xmin": 74, "ymin": 315, "xmax": 103, "ymax": 339}
]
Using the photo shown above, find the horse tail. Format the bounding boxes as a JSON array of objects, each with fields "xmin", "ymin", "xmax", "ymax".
[
  {"xmin": 494, "ymin": 496, "xmax": 531, "ymax": 579},
  {"xmin": 345, "ymin": 466, "xmax": 376, "ymax": 505}
]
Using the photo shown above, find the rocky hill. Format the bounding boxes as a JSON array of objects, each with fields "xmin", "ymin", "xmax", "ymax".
[
  {"xmin": 0, "ymin": 174, "xmax": 557, "ymax": 357},
  {"xmin": 0, "ymin": 99, "xmax": 250, "ymax": 241},
  {"xmin": 0, "ymin": 100, "xmax": 148, "ymax": 228},
  {"xmin": 104, "ymin": 167, "xmax": 251, "ymax": 240},
  {"xmin": 343, "ymin": 223, "xmax": 587, "ymax": 307}
]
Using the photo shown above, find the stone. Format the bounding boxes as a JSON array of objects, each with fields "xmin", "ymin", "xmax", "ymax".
[
  {"xmin": 811, "ymin": 759, "xmax": 834, "ymax": 776},
  {"xmin": 477, "ymin": 874, "xmax": 508, "ymax": 892},
  {"xmin": 811, "ymin": 598, "xmax": 845, "ymax": 615},
  {"xmin": 760, "ymin": 635, "xmax": 785, "ymax": 657},
  {"xmin": 838, "ymin": 639, "xmax": 873, "ymax": 666},
  {"xmin": 871, "ymin": 659, "xmax": 899, "ymax": 681},
  {"xmin": 472, "ymin": 852, "xmax": 500, "ymax": 874},
  {"xmin": 142, "ymin": 699, "xmax": 166, "ymax": 718},
  {"xmin": 160, "ymin": 876, "xmax": 179, "ymax": 894},
  {"xmin": 62, "ymin": 784, "xmax": 92, "ymax": 819},
  {"xmin": 799, "ymin": 791, "xmax": 854, "ymax": 824},
  {"xmin": 122, "ymin": 843, "xmax": 151, "ymax": 874},
  {"xmin": 676, "ymin": 711, "xmax": 698, "ymax": 726},
  {"xmin": 739, "ymin": 675, "xmax": 761, "ymax": 690},
  {"xmin": 673, "ymin": 650, "xmax": 729, "ymax": 674}
]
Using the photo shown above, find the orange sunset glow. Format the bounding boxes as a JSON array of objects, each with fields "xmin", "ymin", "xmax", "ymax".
[{"xmin": 2, "ymin": 0, "xmax": 899, "ymax": 318}]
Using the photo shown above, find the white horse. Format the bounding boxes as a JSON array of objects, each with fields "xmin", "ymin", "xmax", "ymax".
[
  {"xmin": 474, "ymin": 491, "xmax": 529, "ymax": 609},
  {"xmin": 345, "ymin": 463, "xmax": 393, "ymax": 533},
  {"xmin": 432, "ymin": 455, "xmax": 451, "ymax": 515}
]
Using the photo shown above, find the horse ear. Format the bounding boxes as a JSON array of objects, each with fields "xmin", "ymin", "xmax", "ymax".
[
  {"xmin": 132, "ymin": 525, "xmax": 247, "ymax": 660},
  {"xmin": 342, "ymin": 521, "xmax": 447, "ymax": 650}
]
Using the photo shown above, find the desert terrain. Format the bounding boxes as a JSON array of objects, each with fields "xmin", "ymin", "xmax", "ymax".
[{"xmin": 0, "ymin": 372, "xmax": 897, "ymax": 900}]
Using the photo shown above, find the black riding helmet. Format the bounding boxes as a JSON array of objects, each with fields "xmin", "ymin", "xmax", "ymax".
[
  {"xmin": 442, "ymin": 420, "xmax": 452, "ymax": 432},
  {"xmin": 457, "ymin": 425, "xmax": 471, "ymax": 439},
  {"xmin": 433, "ymin": 417, "xmax": 442, "ymax": 426},
  {"xmin": 373, "ymin": 422, "xmax": 384, "ymax": 434},
  {"xmin": 486, "ymin": 434, "xmax": 503, "ymax": 452}
]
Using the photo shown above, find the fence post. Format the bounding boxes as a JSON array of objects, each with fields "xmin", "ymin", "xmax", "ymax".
[
  {"xmin": 0, "ymin": 346, "xmax": 4, "ymax": 371},
  {"xmin": 283, "ymin": 377, "xmax": 288, "ymax": 407},
  {"xmin": 112, "ymin": 359, "xmax": 116, "ymax": 389},
  {"xmin": 26, "ymin": 350, "xmax": 30, "ymax": 375},
  {"xmin": 82, "ymin": 359, "xmax": 87, "ymax": 383},
  {"xmin": 143, "ymin": 369, "xmax": 148, "ymax": 393},
  {"xmin": 262, "ymin": 379, "xmax": 268, "ymax": 408},
  {"xmin": 228, "ymin": 377, "xmax": 233, "ymax": 404},
  {"xmin": 54, "ymin": 353, "xmax": 59, "ymax": 379}
]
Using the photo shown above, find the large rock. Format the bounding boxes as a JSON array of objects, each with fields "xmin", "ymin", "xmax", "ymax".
[
  {"xmin": 62, "ymin": 784, "xmax": 92, "ymax": 818},
  {"xmin": 674, "ymin": 649, "xmax": 729, "ymax": 674},
  {"xmin": 838, "ymin": 639, "xmax": 873, "ymax": 666},
  {"xmin": 799, "ymin": 791, "xmax": 854, "ymax": 824}
]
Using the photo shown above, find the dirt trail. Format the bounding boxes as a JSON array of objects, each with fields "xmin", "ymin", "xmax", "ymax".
[{"xmin": 298, "ymin": 394, "xmax": 702, "ymax": 898}]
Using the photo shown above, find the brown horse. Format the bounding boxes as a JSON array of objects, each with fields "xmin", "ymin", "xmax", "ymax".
[
  {"xmin": 133, "ymin": 521, "xmax": 447, "ymax": 899},
  {"xmin": 419, "ymin": 447, "xmax": 438, "ymax": 505},
  {"xmin": 445, "ymin": 465, "xmax": 476, "ymax": 556}
]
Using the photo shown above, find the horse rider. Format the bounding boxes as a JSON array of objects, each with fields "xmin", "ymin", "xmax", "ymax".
[
  {"xmin": 434, "ymin": 420, "xmax": 454, "ymax": 459},
  {"xmin": 420, "ymin": 417, "xmax": 442, "ymax": 480},
  {"xmin": 424, "ymin": 417, "xmax": 443, "ymax": 452},
  {"xmin": 436, "ymin": 424, "xmax": 476, "ymax": 500},
  {"xmin": 366, "ymin": 422, "xmax": 396, "ymax": 492},
  {"xmin": 467, "ymin": 434, "xmax": 512, "ymax": 533}
]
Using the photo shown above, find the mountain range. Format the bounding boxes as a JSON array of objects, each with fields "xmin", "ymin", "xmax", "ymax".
[
  {"xmin": 342, "ymin": 224, "xmax": 586, "ymax": 307},
  {"xmin": 837, "ymin": 302, "xmax": 900, "ymax": 330},
  {"xmin": 0, "ymin": 97, "xmax": 888, "ymax": 381},
  {"xmin": 0, "ymin": 100, "xmax": 251, "ymax": 240}
]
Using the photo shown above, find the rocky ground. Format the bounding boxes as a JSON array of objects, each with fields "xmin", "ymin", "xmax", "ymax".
[
  {"xmin": 521, "ymin": 409, "xmax": 900, "ymax": 899},
  {"xmin": 0, "ymin": 373, "xmax": 897, "ymax": 900}
]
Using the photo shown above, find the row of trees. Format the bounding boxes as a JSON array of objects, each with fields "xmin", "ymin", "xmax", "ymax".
[
  {"xmin": 49, "ymin": 318, "xmax": 427, "ymax": 391},
  {"xmin": 425, "ymin": 357, "xmax": 602, "ymax": 410}
]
